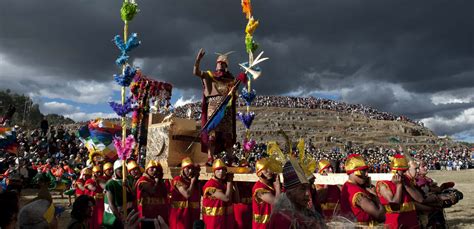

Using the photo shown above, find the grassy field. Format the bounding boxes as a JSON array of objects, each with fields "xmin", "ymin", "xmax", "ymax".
[
  {"xmin": 429, "ymin": 169, "xmax": 474, "ymax": 228},
  {"xmin": 19, "ymin": 169, "xmax": 473, "ymax": 228}
]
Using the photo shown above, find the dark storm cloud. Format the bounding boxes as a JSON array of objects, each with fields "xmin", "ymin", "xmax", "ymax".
[
  {"xmin": 1, "ymin": 0, "xmax": 474, "ymax": 137},
  {"xmin": 2, "ymin": 0, "xmax": 473, "ymax": 91}
]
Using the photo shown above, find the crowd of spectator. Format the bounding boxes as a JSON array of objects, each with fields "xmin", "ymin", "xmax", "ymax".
[
  {"xmin": 173, "ymin": 95, "xmax": 421, "ymax": 125},
  {"xmin": 227, "ymin": 141, "xmax": 473, "ymax": 174},
  {"xmin": 0, "ymin": 124, "xmax": 91, "ymax": 191}
]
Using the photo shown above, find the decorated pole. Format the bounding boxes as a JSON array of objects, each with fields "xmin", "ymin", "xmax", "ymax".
[
  {"xmin": 121, "ymin": 7, "xmax": 129, "ymax": 218},
  {"xmin": 109, "ymin": 0, "xmax": 140, "ymax": 217},
  {"xmin": 238, "ymin": 0, "xmax": 268, "ymax": 155}
]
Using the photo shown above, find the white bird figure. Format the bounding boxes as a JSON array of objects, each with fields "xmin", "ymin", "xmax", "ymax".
[{"xmin": 239, "ymin": 51, "xmax": 269, "ymax": 80}]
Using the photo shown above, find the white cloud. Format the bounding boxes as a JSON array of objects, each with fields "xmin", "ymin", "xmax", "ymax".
[
  {"xmin": 64, "ymin": 112, "xmax": 118, "ymax": 122},
  {"xmin": 174, "ymin": 96, "xmax": 197, "ymax": 107},
  {"xmin": 37, "ymin": 81, "xmax": 118, "ymax": 104},
  {"xmin": 420, "ymin": 107, "xmax": 474, "ymax": 137},
  {"xmin": 0, "ymin": 52, "xmax": 119, "ymax": 104},
  {"xmin": 41, "ymin": 101, "xmax": 79, "ymax": 115},
  {"xmin": 431, "ymin": 88, "xmax": 474, "ymax": 105}
]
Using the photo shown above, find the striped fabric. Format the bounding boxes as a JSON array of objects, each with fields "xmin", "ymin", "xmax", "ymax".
[
  {"xmin": 282, "ymin": 159, "xmax": 309, "ymax": 190},
  {"xmin": 283, "ymin": 160, "xmax": 300, "ymax": 190}
]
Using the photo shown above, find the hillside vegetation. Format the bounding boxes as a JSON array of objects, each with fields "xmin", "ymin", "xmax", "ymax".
[{"xmin": 0, "ymin": 89, "xmax": 74, "ymax": 128}]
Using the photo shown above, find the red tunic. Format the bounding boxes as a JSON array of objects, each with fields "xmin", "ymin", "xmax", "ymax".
[
  {"xmin": 41, "ymin": 164, "xmax": 52, "ymax": 173},
  {"xmin": 340, "ymin": 181, "xmax": 377, "ymax": 224},
  {"xmin": 169, "ymin": 175, "xmax": 201, "ymax": 229},
  {"xmin": 317, "ymin": 184, "xmax": 341, "ymax": 219},
  {"xmin": 51, "ymin": 167, "xmax": 64, "ymax": 178},
  {"xmin": 85, "ymin": 178, "xmax": 104, "ymax": 229},
  {"xmin": 202, "ymin": 178, "xmax": 234, "ymax": 229},
  {"xmin": 252, "ymin": 181, "xmax": 275, "ymax": 229},
  {"xmin": 136, "ymin": 176, "xmax": 170, "ymax": 223},
  {"xmin": 376, "ymin": 180, "xmax": 420, "ymax": 229},
  {"xmin": 234, "ymin": 182, "xmax": 252, "ymax": 229},
  {"xmin": 63, "ymin": 165, "xmax": 74, "ymax": 174},
  {"xmin": 75, "ymin": 178, "xmax": 86, "ymax": 196},
  {"xmin": 310, "ymin": 185, "xmax": 322, "ymax": 215}
]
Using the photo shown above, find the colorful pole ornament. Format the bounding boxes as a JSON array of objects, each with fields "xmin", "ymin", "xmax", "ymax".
[
  {"xmin": 239, "ymin": 0, "xmax": 269, "ymax": 154},
  {"xmin": 110, "ymin": 0, "xmax": 140, "ymax": 218}
]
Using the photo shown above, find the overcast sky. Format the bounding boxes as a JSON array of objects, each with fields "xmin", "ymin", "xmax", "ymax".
[{"xmin": 1, "ymin": 0, "xmax": 473, "ymax": 141}]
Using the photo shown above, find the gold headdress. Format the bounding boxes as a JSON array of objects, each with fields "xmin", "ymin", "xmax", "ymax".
[
  {"xmin": 215, "ymin": 51, "xmax": 235, "ymax": 65},
  {"xmin": 181, "ymin": 157, "xmax": 194, "ymax": 169},
  {"xmin": 345, "ymin": 154, "xmax": 368, "ymax": 175},
  {"xmin": 212, "ymin": 159, "xmax": 226, "ymax": 171},
  {"xmin": 390, "ymin": 154, "xmax": 409, "ymax": 171},
  {"xmin": 318, "ymin": 159, "xmax": 332, "ymax": 174},
  {"xmin": 103, "ymin": 162, "xmax": 113, "ymax": 171},
  {"xmin": 127, "ymin": 160, "xmax": 139, "ymax": 171},
  {"xmin": 296, "ymin": 138, "xmax": 317, "ymax": 179},
  {"xmin": 92, "ymin": 165, "xmax": 102, "ymax": 173},
  {"xmin": 81, "ymin": 168, "xmax": 92, "ymax": 176},
  {"xmin": 146, "ymin": 160, "xmax": 162, "ymax": 170}
]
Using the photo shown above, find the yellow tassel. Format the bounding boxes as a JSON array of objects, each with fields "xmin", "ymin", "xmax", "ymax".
[{"xmin": 245, "ymin": 17, "xmax": 259, "ymax": 35}]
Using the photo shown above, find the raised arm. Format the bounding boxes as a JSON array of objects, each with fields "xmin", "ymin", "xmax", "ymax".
[{"xmin": 193, "ymin": 48, "xmax": 206, "ymax": 78}]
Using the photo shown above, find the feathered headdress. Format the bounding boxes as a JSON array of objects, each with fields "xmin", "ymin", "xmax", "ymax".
[{"xmin": 215, "ymin": 51, "xmax": 235, "ymax": 65}]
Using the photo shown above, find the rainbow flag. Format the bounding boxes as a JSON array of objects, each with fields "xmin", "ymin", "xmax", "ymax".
[
  {"xmin": 0, "ymin": 127, "xmax": 18, "ymax": 154},
  {"xmin": 78, "ymin": 119, "xmax": 122, "ymax": 160},
  {"xmin": 202, "ymin": 96, "xmax": 233, "ymax": 133}
]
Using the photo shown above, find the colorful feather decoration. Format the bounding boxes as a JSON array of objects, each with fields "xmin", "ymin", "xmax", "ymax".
[
  {"xmin": 245, "ymin": 17, "xmax": 259, "ymax": 35},
  {"xmin": 120, "ymin": 1, "xmax": 139, "ymax": 22},
  {"xmin": 237, "ymin": 112, "xmax": 255, "ymax": 129},
  {"xmin": 114, "ymin": 65, "xmax": 137, "ymax": 87},
  {"xmin": 113, "ymin": 35, "xmax": 126, "ymax": 53},
  {"xmin": 109, "ymin": 96, "xmax": 134, "ymax": 117},
  {"xmin": 113, "ymin": 135, "xmax": 135, "ymax": 160},
  {"xmin": 125, "ymin": 33, "xmax": 141, "ymax": 52},
  {"xmin": 115, "ymin": 54, "xmax": 129, "ymax": 66},
  {"xmin": 245, "ymin": 34, "xmax": 259, "ymax": 54},
  {"xmin": 241, "ymin": 0, "xmax": 252, "ymax": 19},
  {"xmin": 240, "ymin": 87, "xmax": 256, "ymax": 106},
  {"xmin": 243, "ymin": 138, "xmax": 256, "ymax": 152},
  {"xmin": 239, "ymin": 51, "xmax": 269, "ymax": 80},
  {"xmin": 266, "ymin": 141, "xmax": 287, "ymax": 163}
]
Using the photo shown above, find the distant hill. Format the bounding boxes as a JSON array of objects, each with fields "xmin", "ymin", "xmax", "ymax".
[
  {"xmin": 0, "ymin": 89, "xmax": 74, "ymax": 129},
  {"xmin": 173, "ymin": 95, "xmax": 460, "ymax": 149}
]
